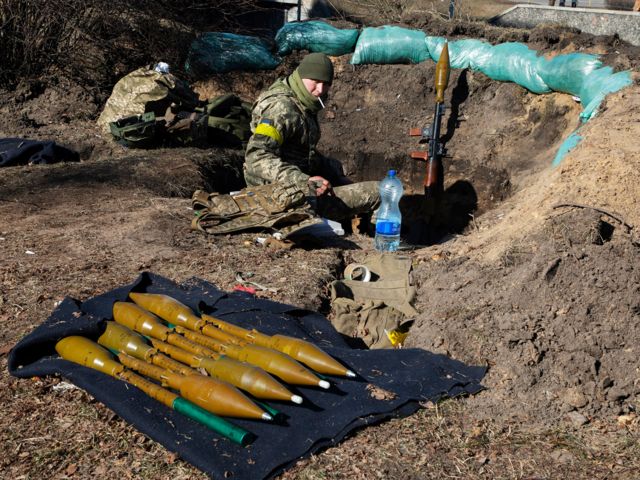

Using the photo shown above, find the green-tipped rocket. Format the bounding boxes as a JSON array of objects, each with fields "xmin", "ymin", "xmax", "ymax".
[
  {"xmin": 116, "ymin": 353, "xmax": 272, "ymax": 421},
  {"xmin": 55, "ymin": 336, "xmax": 252, "ymax": 445}
]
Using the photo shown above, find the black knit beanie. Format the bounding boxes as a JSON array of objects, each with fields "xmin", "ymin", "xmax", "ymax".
[{"xmin": 296, "ymin": 53, "xmax": 334, "ymax": 84}]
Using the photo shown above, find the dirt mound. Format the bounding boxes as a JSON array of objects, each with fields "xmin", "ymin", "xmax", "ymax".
[{"xmin": 1, "ymin": 4, "xmax": 639, "ymax": 479}]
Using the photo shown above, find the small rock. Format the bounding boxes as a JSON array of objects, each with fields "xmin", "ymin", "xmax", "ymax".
[
  {"xmin": 617, "ymin": 413, "xmax": 636, "ymax": 427},
  {"xmin": 550, "ymin": 449, "xmax": 575, "ymax": 464},
  {"xmin": 563, "ymin": 387, "xmax": 588, "ymax": 408},
  {"xmin": 607, "ymin": 386, "xmax": 629, "ymax": 402},
  {"xmin": 566, "ymin": 411, "xmax": 589, "ymax": 427}
]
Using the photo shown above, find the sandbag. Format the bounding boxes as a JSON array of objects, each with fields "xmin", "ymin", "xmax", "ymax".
[
  {"xmin": 275, "ymin": 21, "xmax": 359, "ymax": 56},
  {"xmin": 185, "ymin": 32, "xmax": 281, "ymax": 76},
  {"xmin": 351, "ymin": 26, "xmax": 430, "ymax": 65}
]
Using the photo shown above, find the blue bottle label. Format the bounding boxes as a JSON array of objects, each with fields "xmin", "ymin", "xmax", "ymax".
[{"xmin": 376, "ymin": 220, "xmax": 400, "ymax": 235}]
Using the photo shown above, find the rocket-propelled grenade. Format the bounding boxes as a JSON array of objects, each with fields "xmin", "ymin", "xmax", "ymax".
[
  {"xmin": 55, "ymin": 336, "xmax": 252, "ymax": 445},
  {"xmin": 150, "ymin": 338, "xmax": 302, "ymax": 404},
  {"xmin": 117, "ymin": 353, "xmax": 272, "ymax": 421},
  {"xmin": 98, "ymin": 321, "xmax": 197, "ymax": 377},
  {"xmin": 128, "ymin": 292, "xmax": 206, "ymax": 331},
  {"xmin": 113, "ymin": 301, "xmax": 172, "ymax": 340},
  {"xmin": 202, "ymin": 314, "xmax": 355, "ymax": 377},
  {"xmin": 425, "ymin": 41, "xmax": 450, "ymax": 200},
  {"xmin": 127, "ymin": 292, "xmax": 329, "ymax": 389},
  {"xmin": 175, "ymin": 326, "xmax": 331, "ymax": 389},
  {"xmin": 114, "ymin": 300, "xmax": 302, "ymax": 403}
]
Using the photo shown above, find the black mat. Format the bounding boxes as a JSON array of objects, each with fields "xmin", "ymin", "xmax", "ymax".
[
  {"xmin": 8, "ymin": 272, "xmax": 485, "ymax": 479},
  {"xmin": 0, "ymin": 137, "xmax": 79, "ymax": 167}
]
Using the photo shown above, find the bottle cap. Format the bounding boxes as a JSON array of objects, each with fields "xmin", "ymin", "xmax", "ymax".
[{"xmin": 388, "ymin": 170, "xmax": 396, "ymax": 177}]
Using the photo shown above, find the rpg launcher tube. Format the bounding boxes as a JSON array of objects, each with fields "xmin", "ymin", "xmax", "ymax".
[
  {"xmin": 175, "ymin": 326, "xmax": 331, "ymax": 390},
  {"xmin": 128, "ymin": 292, "xmax": 206, "ymax": 331},
  {"xmin": 117, "ymin": 353, "xmax": 272, "ymax": 421},
  {"xmin": 150, "ymin": 338, "xmax": 302, "ymax": 404},
  {"xmin": 55, "ymin": 337, "xmax": 251, "ymax": 445},
  {"xmin": 203, "ymin": 314, "xmax": 355, "ymax": 378}
]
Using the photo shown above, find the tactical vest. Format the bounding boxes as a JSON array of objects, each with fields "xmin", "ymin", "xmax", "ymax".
[{"xmin": 191, "ymin": 183, "xmax": 322, "ymax": 237}]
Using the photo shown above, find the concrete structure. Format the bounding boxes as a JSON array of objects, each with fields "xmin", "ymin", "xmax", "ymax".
[
  {"xmin": 244, "ymin": 1, "xmax": 332, "ymax": 36},
  {"xmin": 263, "ymin": 0, "xmax": 332, "ymax": 22},
  {"xmin": 491, "ymin": 5, "xmax": 640, "ymax": 46}
]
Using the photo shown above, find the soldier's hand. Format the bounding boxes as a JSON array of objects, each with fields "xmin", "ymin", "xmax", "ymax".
[{"xmin": 308, "ymin": 176, "xmax": 333, "ymax": 196}]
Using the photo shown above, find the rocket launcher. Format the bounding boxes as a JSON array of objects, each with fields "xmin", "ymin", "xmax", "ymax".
[
  {"xmin": 55, "ymin": 336, "xmax": 252, "ymax": 445},
  {"xmin": 201, "ymin": 314, "xmax": 355, "ymax": 377},
  {"xmin": 410, "ymin": 41, "xmax": 450, "ymax": 200},
  {"xmin": 113, "ymin": 302, "xmax": 301, "ymax": 403},
  {"xmin": 128, "ymin": 293, "xmax": 330, "ymax": 389},
  {"xmin": 175, "ymin": 326, "xmax": 331, "ymax": 389},
  {"xmin": 116, "ymin": 353, "xmax": 272, "ymax": 421}
]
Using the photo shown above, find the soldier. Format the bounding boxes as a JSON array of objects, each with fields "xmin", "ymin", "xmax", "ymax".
[{"xmin": 244, "ymin": 53, "xmax": 380, "ymax": 223}]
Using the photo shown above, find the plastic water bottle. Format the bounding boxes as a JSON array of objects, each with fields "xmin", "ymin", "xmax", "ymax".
[
  {"xmin": 154, "ymin": 62, "xmax": 170, "ymax": 74},
  {"xmin": 375, "ymin": 170, "xmax": 403, "ymax": 252}
]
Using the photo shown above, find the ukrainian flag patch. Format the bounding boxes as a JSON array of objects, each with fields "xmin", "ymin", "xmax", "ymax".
[{"xmin": 254, "ymin": 119, "xmax": 283, "ymax": 145}]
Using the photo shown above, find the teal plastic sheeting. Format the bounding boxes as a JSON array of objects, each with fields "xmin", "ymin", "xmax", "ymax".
[
  {"xmin": 185, "ymin": 33, "xmax": 281, "ymax": 76},
  {"xmin": 553, "ymin": 129, "xmax": 583, "ymax": 167},
  {"xmin": 426, "ymin": 36, "xmax": 632, "ymax": 123},
  {"xmin": 351, "ymin": 26, "xmax": 430, "ymax": 65},
  {"xmin": 275, "ymin": 21, "xmax": 359, "ymax": 56}
]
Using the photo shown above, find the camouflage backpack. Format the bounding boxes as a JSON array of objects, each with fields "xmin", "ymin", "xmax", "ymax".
[
  {"xmin": 98, "ymin": 64, "xmax": 201, "ymax": 135},
  {"xmin": 191, "ymin": 183, "xmax": 322, "ymax": 237},
  {"xmin": 101, "ymin": 65, "xmax": 251, "ymax": 148}
]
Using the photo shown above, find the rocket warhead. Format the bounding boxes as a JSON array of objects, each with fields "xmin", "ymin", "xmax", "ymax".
[
  {"xmin": 112, "ymin": 301, "xmax": 171, "ymax": 341},
  {"xmin": 56, "ymin": 336, "xmax": 124, "ymax": 377},
  {"xmin": 128, "ymin": 292, "xmax": 205, "ymax": 331},
  {"xmin": 434, "ymin": 41, "xmax": 450, "ymax": 104}
]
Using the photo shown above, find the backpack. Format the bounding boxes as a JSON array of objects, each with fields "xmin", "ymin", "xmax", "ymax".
[
  {"xmin": 100, "ymin": 65, "xmax": 252, "ymax": 148},
  {"xmin": 98, "ymin": 64, "xmax": 202, "ymax": 134},
  {"xmin": 165, "ymin": 93, "xmax": 252, "ymax": 148},
  {"xmin": 191, "ymin": 183, "xmax": 323, "ymax": 237}
]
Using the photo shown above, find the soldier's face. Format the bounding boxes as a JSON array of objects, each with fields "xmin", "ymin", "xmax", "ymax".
[{"xmin": 302, "ymin": 78, "xmax": 330, "ymax": 98}]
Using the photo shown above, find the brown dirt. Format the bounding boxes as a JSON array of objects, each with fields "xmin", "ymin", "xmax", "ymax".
[{"xmin": 1, "ymin": 4, "xmax": 640, "ymax": 480}]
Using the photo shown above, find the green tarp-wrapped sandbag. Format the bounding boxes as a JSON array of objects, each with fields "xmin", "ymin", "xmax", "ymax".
[
  {"xmin": 426, "ymin": 37, "xmax": 494, "ymax": 71},
  {"xmin": 351, "ymin": 26, "xmax": 430, "ymax": 65},
  {"xmin": 275, "ymin": 21, "xmax": 359, "ymax": 56},
  {"xmin": 537, "ymin": 52, "xmax": 602, "ymax": 96},
  {"xmin": 185, "ymin": 32, "xmax": 281, "ymax": 76},
  {"xmin": 473, "ymin": 42, "xmax": 550, "ymax": 94}
]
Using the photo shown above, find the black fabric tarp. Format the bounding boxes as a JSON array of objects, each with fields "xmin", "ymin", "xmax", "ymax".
[
  {"xmin": 8, "ymin": 272, "xmax": 485, "ymax": 479},
  {"xmin": 0, "ymin": 137, "xmax": 79, "ymax": 167}
]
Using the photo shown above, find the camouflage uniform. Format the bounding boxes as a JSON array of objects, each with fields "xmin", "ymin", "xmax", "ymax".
[{"xmin": 244, "ymin": 76, "xmax": 379, "ymax": 221}]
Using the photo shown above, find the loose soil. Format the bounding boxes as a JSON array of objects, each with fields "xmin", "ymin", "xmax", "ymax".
[{"xmin": 1, "ymin": 4, "xmax": 639, "ymax": 479}]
